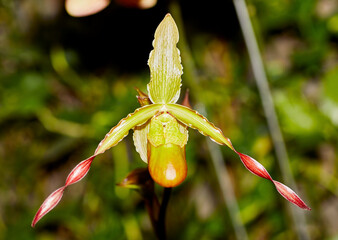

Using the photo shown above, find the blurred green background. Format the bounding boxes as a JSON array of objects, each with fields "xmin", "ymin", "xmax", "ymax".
[{"xmin": 0, "ymin": 0, "xmax": 337, "ymax": 239}]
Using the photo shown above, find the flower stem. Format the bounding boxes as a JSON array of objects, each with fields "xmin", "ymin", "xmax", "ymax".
[
  {"xmin": 144, "ymin": 194, "xmax": 160, "ymax": 239},
  {"xmin": 157, "ymin": 187, "xmax": 172, "ymax": 240}
]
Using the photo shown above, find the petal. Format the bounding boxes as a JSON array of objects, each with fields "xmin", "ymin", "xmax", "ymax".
[
  {"xmin": 236, "ymin": 152, "xmax": 271, "ymax": 180},
  {"xmin": 132, "ymin": 90, "xmax": 154, "ymax": 163},
  {"xmin": 273, "ymin": 181, "xmax": 311, "ymax": 210},
  {"xmin": 166, "ymin": 104, "xmax": 234, "ymax": 149},
  {"xmin": 147, "ymin": 14, "xmax": 183, "ymax": 104},
  {"xmin": 65, "ymin": 0, "xmax": 110, "ymax": 17},
  {"xmin": 148, "ymin": 143, "xmax": 187, "ymax": 188},
  {"xmin": 31, "ymin": 187, "xmax": 65, "ymax": 227},
  {"xmin": 236, "ymin": 150, "xmax": 310, "ymax": 209},
  {"xmin": 167, "ymin": 103, "xmax": 311, "ymax": 210},
  {"xmin": 32, "ymin": 157, "xmax": 94, "ymax": 227},
  {"xmin": 95, "ymin": 104, "xmax": 162, "ymax": 155},
  {"xmin": 65, "ymin": 156, "xmax": 94, "ymax": 186},
  {"xmin": 32, "ymin": 105, "xmax": 162, "ymax": 227},
  {"xmin": 116, "ymin": 0, "xmax": 157, "ymax": 9},
  {"xmin": 133, "ymin": 121, "xmax": 151, "ymax": 163}
]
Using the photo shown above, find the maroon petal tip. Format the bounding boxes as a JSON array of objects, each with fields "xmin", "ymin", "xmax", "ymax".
[
  {"xmin": 31, "ymin": 187, "xmax": 65, "ymax": 227},
  {"xmin": 273, "ymin": 181, "xmax": 311, "ymax": 210},
  {"xmin": 230, "ymin": 143, "xmax": 310, "ymax": 210},
  {"xmin": 32, "ymin": 155, "xmax": 96, "ymax": 227}
]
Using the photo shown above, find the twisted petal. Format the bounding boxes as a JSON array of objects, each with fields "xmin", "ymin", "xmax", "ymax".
[
  {"xmin": 234, "ymin": 149, "xmax": 310, "ymax": 210},
  {"xmin": 31, "ymin": 156, "xmax": 94, "ymax": 227},
  {"xmin": 167, "ymin": 103, "xmax": 310, "ymax": 210},
  {"xmin": 236, "ymin": 152, "xmax": 271, "ymax": 180},
  {"xmin": 273, "ymin": 181, "xmax": 310, "ymax": 210},
  {"xmin": 32, "ymin": 104, "xmax": 162, "ymax": 227}
]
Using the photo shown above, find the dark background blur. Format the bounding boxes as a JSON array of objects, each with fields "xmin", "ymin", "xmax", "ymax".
[{"xmin": 0, "ymin": 0, "xmax": 337, "ymax": 239}]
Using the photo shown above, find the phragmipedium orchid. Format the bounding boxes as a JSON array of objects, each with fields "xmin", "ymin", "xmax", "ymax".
[{"xmin": 32, "ymin": 13, "xmax": 310, "ymax": 227}]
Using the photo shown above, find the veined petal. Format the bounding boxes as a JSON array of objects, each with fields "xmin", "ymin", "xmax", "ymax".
[
  {"xmin": 167, "ymin": 103, "xmax": 311, "ymax": 210},
  {"xmin": 32, "ymin": 104, "xmax": 162, "ymax": 227},
  {"xmin": 166, "ymin": 104, "xmax": 234, "ymax": 149},
  {"xmin": 95, "ymin": 104, "xmax": 162, "ymax": 155},
  {"xmin": 133, "ymin": 89, "xmax": 153, "ymax": 163},
  {"xmin": 133, "ymin": 120, "xmax": 151, "ymax": 163},
  {"xmin": 147, "ymin": 14, "xmax": 183, "ymax": 104}
]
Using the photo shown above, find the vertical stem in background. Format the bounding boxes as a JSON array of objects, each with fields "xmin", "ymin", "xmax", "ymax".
[
  {"xmin": 232, "ymin": 0, "xmax": 310, "ymax": 239},
  {"xmin": 170, "ymin": 3, "xmax": 249, "ymax": 240}
]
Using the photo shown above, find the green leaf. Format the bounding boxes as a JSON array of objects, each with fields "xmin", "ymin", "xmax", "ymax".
[
  {"xmin": 147, "ymin": 14, "xmax": 183, "ymax": 104},
  {"xmin": 95, "ymin": 104, "xmax": 162, "ymax": 155},
  {"xmin": 166, "ymin": 104, "xmax": 233, "ymax": 150}
]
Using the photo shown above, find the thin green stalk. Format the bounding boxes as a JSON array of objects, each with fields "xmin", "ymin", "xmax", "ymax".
[{"xmin": 232, "ymin": 0, "xmax": 310, "ymax": 239}]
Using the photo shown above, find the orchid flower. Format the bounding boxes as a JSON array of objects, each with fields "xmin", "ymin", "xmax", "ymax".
[{"xmin": 32, "ymin": 13, "xmax": 310, "ymax": 227}]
